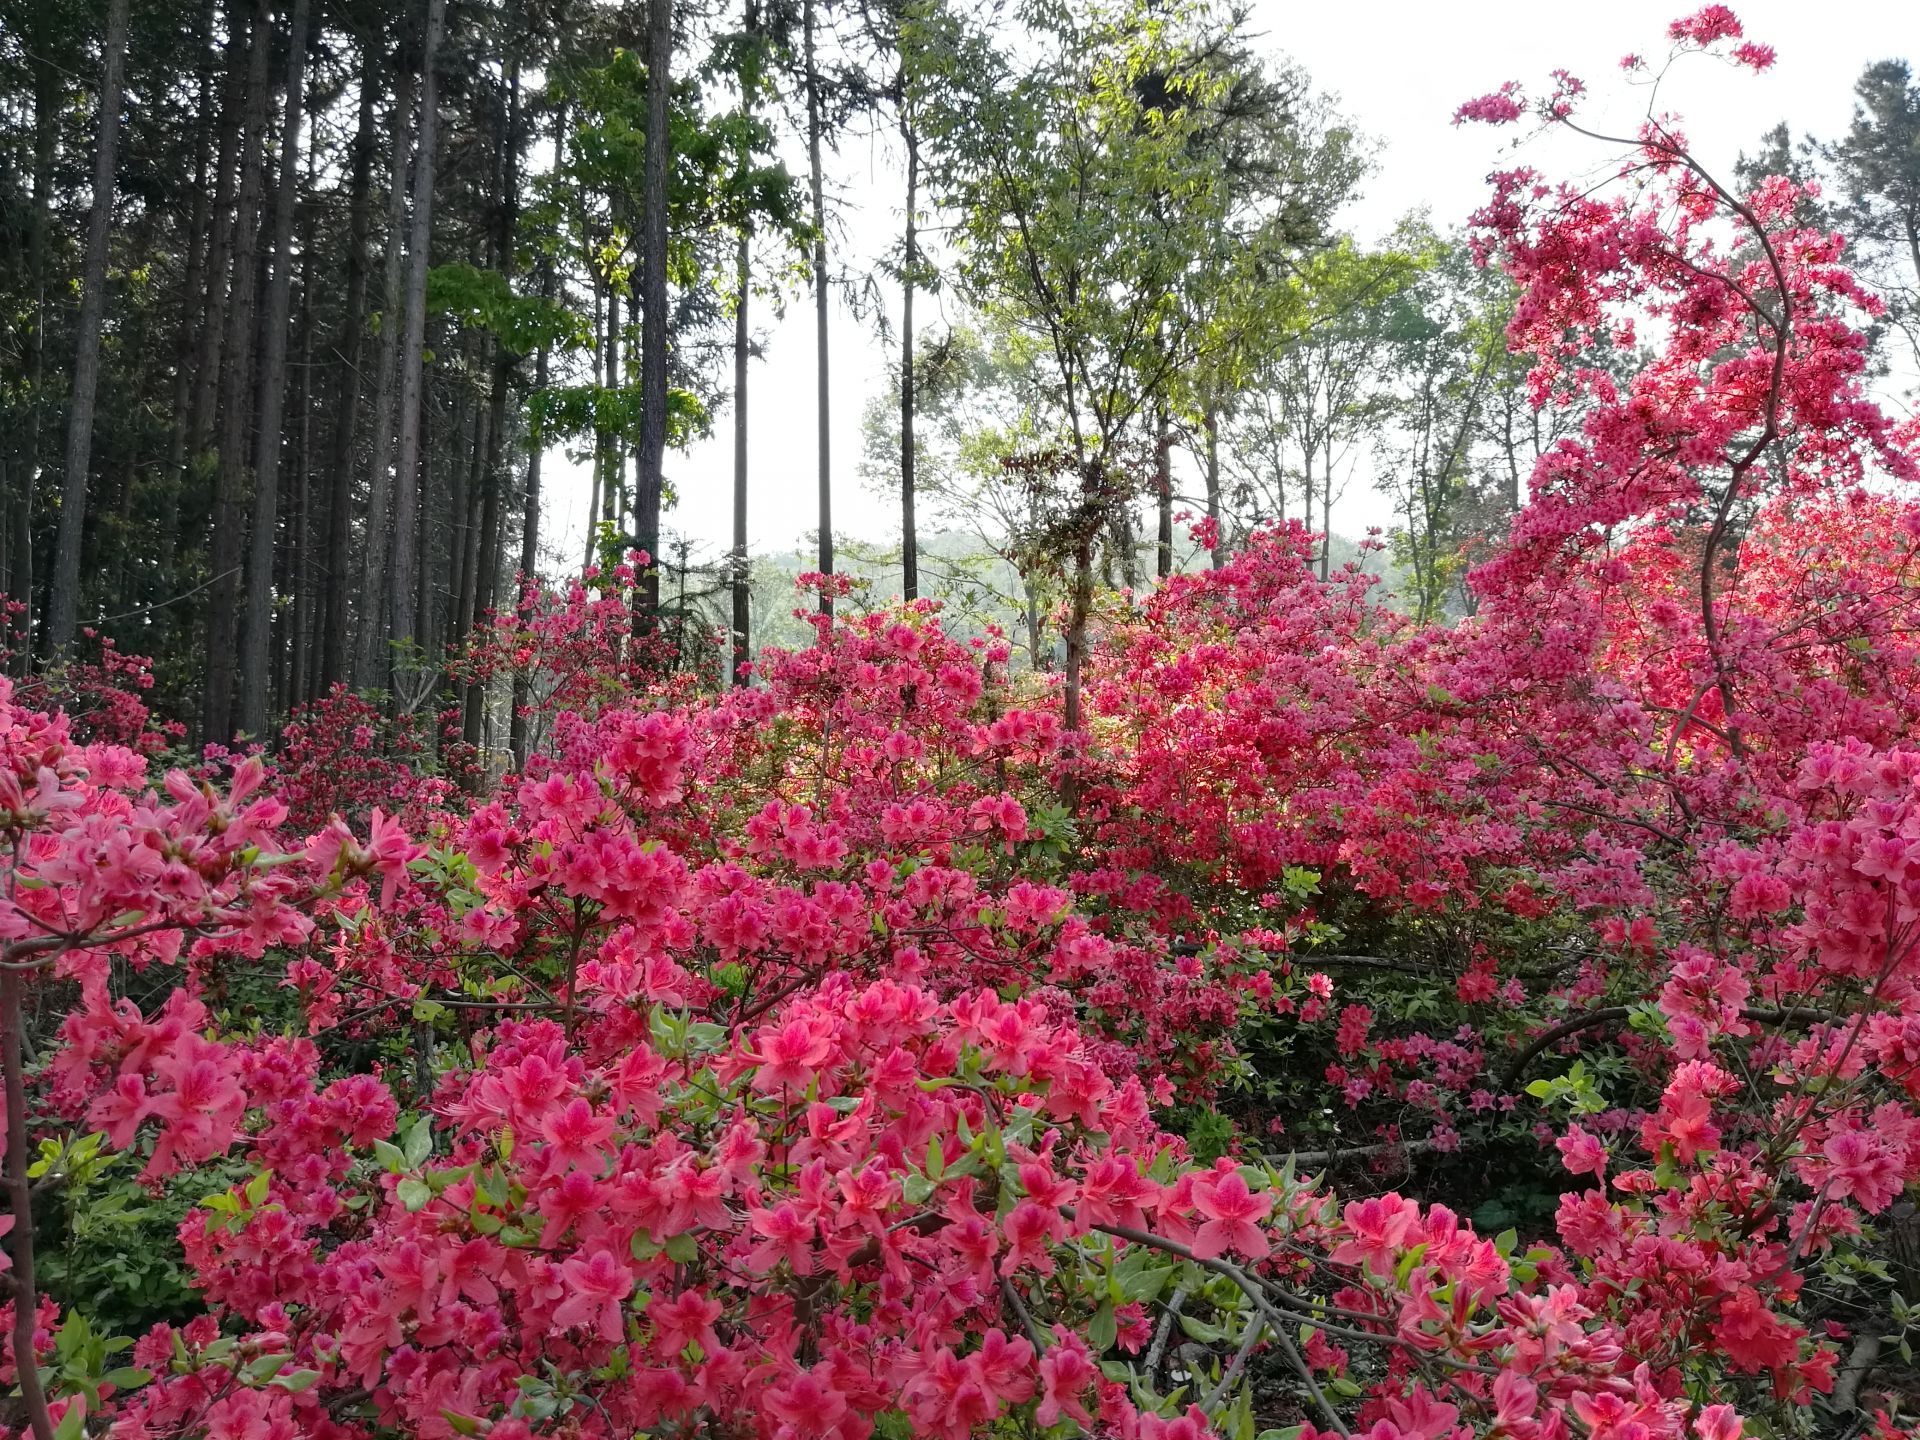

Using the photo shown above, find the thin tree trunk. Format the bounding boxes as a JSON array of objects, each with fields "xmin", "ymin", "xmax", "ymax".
[
  {"xmin": 509, "ymin": 106, "xmax": 563, "ymax": 766},
  {"xmin": 386, "ymin": 0, "xmax": 445, "ymax": 669},
  {"xmin": 602, "ymin": 283, "xmax": 621, "ymax": 533},
  {"xmin": 635, "ymin": 0, "xmax": 672, "ymax": 627},
  {"xmin": 804, "ymin": 0, "xmax": 832, "ymax": 615},
  {"xmin": 290, "ymin": 227, "xmax": 316, "ymax": 710},
  {"xmin": 163, "ymin": 0, "xmax": 220, "ymax": 551},
  {"xmin": 900, "ymin": 110, "xmax": 918, "ymax": 603},
  {"xmin": 732, "ymin": 223, "xmax": 750, "ymax": 684},
  {"xmin": 1155, "ymin": 403, "xmax": 1173, "ymax": 581},
  {"xmin": 1320, "ymin": 434, "xmax": 1333, "ymax": 581},
  {"xmin": 1204, "ymin": 406, "xmax": 1225, "ymax": 568},
  {"xmin": 323, "ymin": 40, "xmax": 379, "ymax": 694},
  {"xmin": 3, "ymin": 971, "xmax": 54, "ymax": 1440},
  {"xmin": 584, "ymin": 277, "xmax": 603, "ymax": 575},
  {"xmin": 46, "ymin": 0, "xmax": 132, "ymax": 657},
  {"xmin": 187, "ymin": 1, "xmax": 250, "ymax": 498},
  {"xmin": 466, "ymin": 61, "xmax": 521, "ymax": 756},
  {"xmin": 203, "ymin": 0, "xmax": 273, "ymax": 741},
  {"xmin": 9, "ymin": 43, "xmax": 58, "ymax": 666},
  {"xmin": 354, "ymin": 56, "xmax": 417, "ymax": 688},
  {"xmin": 239, "ymin": 0, "xmax": 310, "ymax": 739}
]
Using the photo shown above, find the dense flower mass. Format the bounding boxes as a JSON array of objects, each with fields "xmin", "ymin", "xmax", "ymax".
[{"xmin": 6, "ymin": 10, "xmax": 1920, "ymax": 1440}]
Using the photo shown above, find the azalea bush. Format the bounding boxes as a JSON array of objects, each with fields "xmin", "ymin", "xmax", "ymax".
[{"xmin": 7, "ymin": 9, "xmax": 1920, "ymax": 1440}]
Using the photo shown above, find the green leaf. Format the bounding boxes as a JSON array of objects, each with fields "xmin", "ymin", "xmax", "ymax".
[
  {"xmin": 397, "ymin": 1178, "xmax": 433, "ymax": 1213},
  {"xmin": 271, "ymin": 1369, "xmax": 322, "ymax": 1393},
  {"xmin": 1179, "ymin": 1313, "xmax": 1227, "ymax": 1344},
  {"xmin": 243, "ymin": 1352, "xmax": 291, "ymax": 1383},
  {"xmin": 663, "ymin": 1232, "xmax": 698, "ymax": 1265},
  {"xmin": 372, "ymin": 1139, "xmax": 406, "ymax": 1174},
  {"xmin": 244, "ymin": 1169, "xmax": 272, "ymax": 1208},
  {"xmin": 1088, "ymin": 1301, "xmax": 1118, "ymax": 1352},
  {"xmin": 403, "ymin": 1118, "xmax": 433, "ymax": 1168}
]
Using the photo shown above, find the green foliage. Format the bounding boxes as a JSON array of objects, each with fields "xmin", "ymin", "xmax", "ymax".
[{"xmin": 35, "ymin": 1134, "xmax": 220, "ymax": 1334}]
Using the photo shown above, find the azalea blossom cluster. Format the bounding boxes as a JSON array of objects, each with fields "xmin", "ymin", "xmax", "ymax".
[{"xmin": 7, "ymin": 8, "xmax": 1920, "ymax": 1440}]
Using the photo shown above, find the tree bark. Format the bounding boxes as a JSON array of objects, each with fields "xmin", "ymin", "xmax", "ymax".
[
  {"xmin": 509, "ymin": 106, "xmax": 562, "ymax": 768},
  {"xmin": 1204, "ymin": 406, "xmax": 1225, "ymax": 568},
  {"xmin": 900, "ymin": 107, "xmax": 918, "ymax": 603},
  {"xmin": 239, "ymin": 0, "xmax": 311, "ymax": 739},
  {"xmin": 186, "ymin": 1, "xmax": 251, "ymax": 504},
  {"xmin": 9, "ymin": 40, "xmax": 58, "ymax": 666},
  {"xmin": 290, "ymin": 218, "xmax": 316, "ymax": 711},
  {"xmin": 466, "ymin": 60, "xmax": 521, "ymax": 757},
  {"xmin": 324, "ymin": 38, "xmax": 379, "ymax": 694},
  {"xmin": 386, "ymin": 0, "xmax": 446, "ymax": 669},
  {"xmin": 202, "ymin": 0, "xmax": 273, "ymax": 741},
  {"xmin": 1155, "ymin": 403, "xmax": 1173, "ymax": 580},
  {"xmin": 46, "ymin": 0, "xmax": 133, "ymax": 657},
  {"xmin": 354, "ymin": 54, "xmax": 417, "ymax": 689},
  {"xmin": 804, "ymin": 0, "xmax": 832, "ymax": 615},
  {"xmin": 4, "ymin": 971, "xmax": 54, "ymax": 1440},
  {"xmin": 634, "ymin": 0, "xmax": 673, "ymax": 627},
  {"xmin": 163, "ymin": 0, "xmax": 220, "ymax": 554},
  {"xmin": 732, "ymin": 224, "xmax": 751, "ymax": 683}
]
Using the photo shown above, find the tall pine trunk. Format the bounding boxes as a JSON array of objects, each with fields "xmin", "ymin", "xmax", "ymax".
[
  {"xmin": 465, "ymin": 61, "xmax": 521, "ymax": 755},
  {"xmin": 354, "ymin": 56, "xmax": 417, "ymax": 688},
  {"xmin": 804, "ymin": 0, "xmax": 832, "ymax": 615},
  {"xmin": 187, "ymin": 3, "xmax": 250, "ymax": 505},
  {"xmin": 9, "ymin": 42, "xmax": 58, "ymax": 666},
  {"xmin": 386, "ymin": 0, "xmax": 445, "ymax": 669},
  {"xmin": 731, "ymin": 224, "xmax": 751, "ymax": 683},
  {"xmin": 203, "ymin": 0, "xmax": 273, "ymax": 741},
  {"xmin": 324, "ymin": 41, "xmax": 378, "ymax": 693},
  {"xmin": 510, "ymin": 104, "xmax": 562, "ymax": 767},
  {"xmin": 634, "ymin": 0, "xmax": 672, "ymax": 625},
  {"xmin": 163, "ymin": 0, "xmax": 219, "ymax": 552},
  {"xmin": 900, "ymin": 108, "xmax": 918, "ymax": 603},
  {"xmin": 1154, "ymin": 403, "xmax": 1172, "ymax": 580},
  {"xmin": 46, "ymin": 0, "xmax": 132, "ymax": 656},
  {"xmin": 239, "ymin": 0, "xmax": 310, "ymax": 739}
]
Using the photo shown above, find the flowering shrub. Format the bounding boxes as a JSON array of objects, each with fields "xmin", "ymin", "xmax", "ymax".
[{"xmin": 7, "ymin": 10, "xmax": 1920, "ymax": 1440}]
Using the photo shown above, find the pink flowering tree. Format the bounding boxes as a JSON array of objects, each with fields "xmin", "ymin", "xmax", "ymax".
[{"xmin": 7, "ymin": 9, "xmax": 1920, "ymax": 1440}]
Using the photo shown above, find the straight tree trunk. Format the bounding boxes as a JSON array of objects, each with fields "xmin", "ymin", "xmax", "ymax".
[
  {"xmin": 602, "ymin": 283, "xmax": 621, "ymax": 534},
  {"xmin": 466, "ymin": 61, "xmax": 521, "ymax": 755},
  {"xmin": 290, "ymin": 223, "xmax": 316, "ymax": 710},
  {"xmin": 9, "ymin": 43, "xmax": 58, "ymax": 666},
  {"xmin": 163, "ymin": 0, "xmax": 220, "ymax": 548},
  {"xmin": 1155, "ymin": 403, "xmax": 1173, "ymax": 580},
  {"xmin": 584, "ymin": 278, "xmax": 603, "ymax": 575},
  {"xmin": 804, "ymin": 0, "xmax": 832, "ymax": 614},
  {"xmin": 732, "ymin": 223, "xmax": 750, "ymax": 684},
  {"xmin": 509, "ymin": 327, "xmax": 550, "ymax": 766},
  {"xmin": 46, "ymin": 0, "xmax": 133, "ymax": 656},
  {"xmin": 509, "ymin": 107, "xmax": 563, "ymax": 766},
  {"xmin": 1203, "ymin": 406, "xmax": 1225, "ymax": 568},
  {"xmin": 323, "ymin": 40, "xmax": 379, "ymax": 693},
  {"xmin": 634, "ymin": 0, "xmax": 673, "ymax": 625},
  {"xmin": 354, "ymin": 57, "xmax": 417, "ymax": 687},
  {"xmin": 203, "ymin": 0, "xmax": 273, "ymax": 741},
  {"xmin": 386, "ymin": 0, "xmax": 446, "ymax": 669},
  {"xmin": 239, "ymin": 0, "xmax": 311, "ymax": 739},
  {"xmin": 187, "ymin": 2, "xmax": 251, "ymax": 497},
  {"xmin": 900, "ymin": 109, "xmax": 918, "ymax": 603}
]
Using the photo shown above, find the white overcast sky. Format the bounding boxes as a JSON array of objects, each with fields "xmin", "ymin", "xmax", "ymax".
[{"xmin": 543, "ymin": 0, "xmax": 1910, "ymax": 582}]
